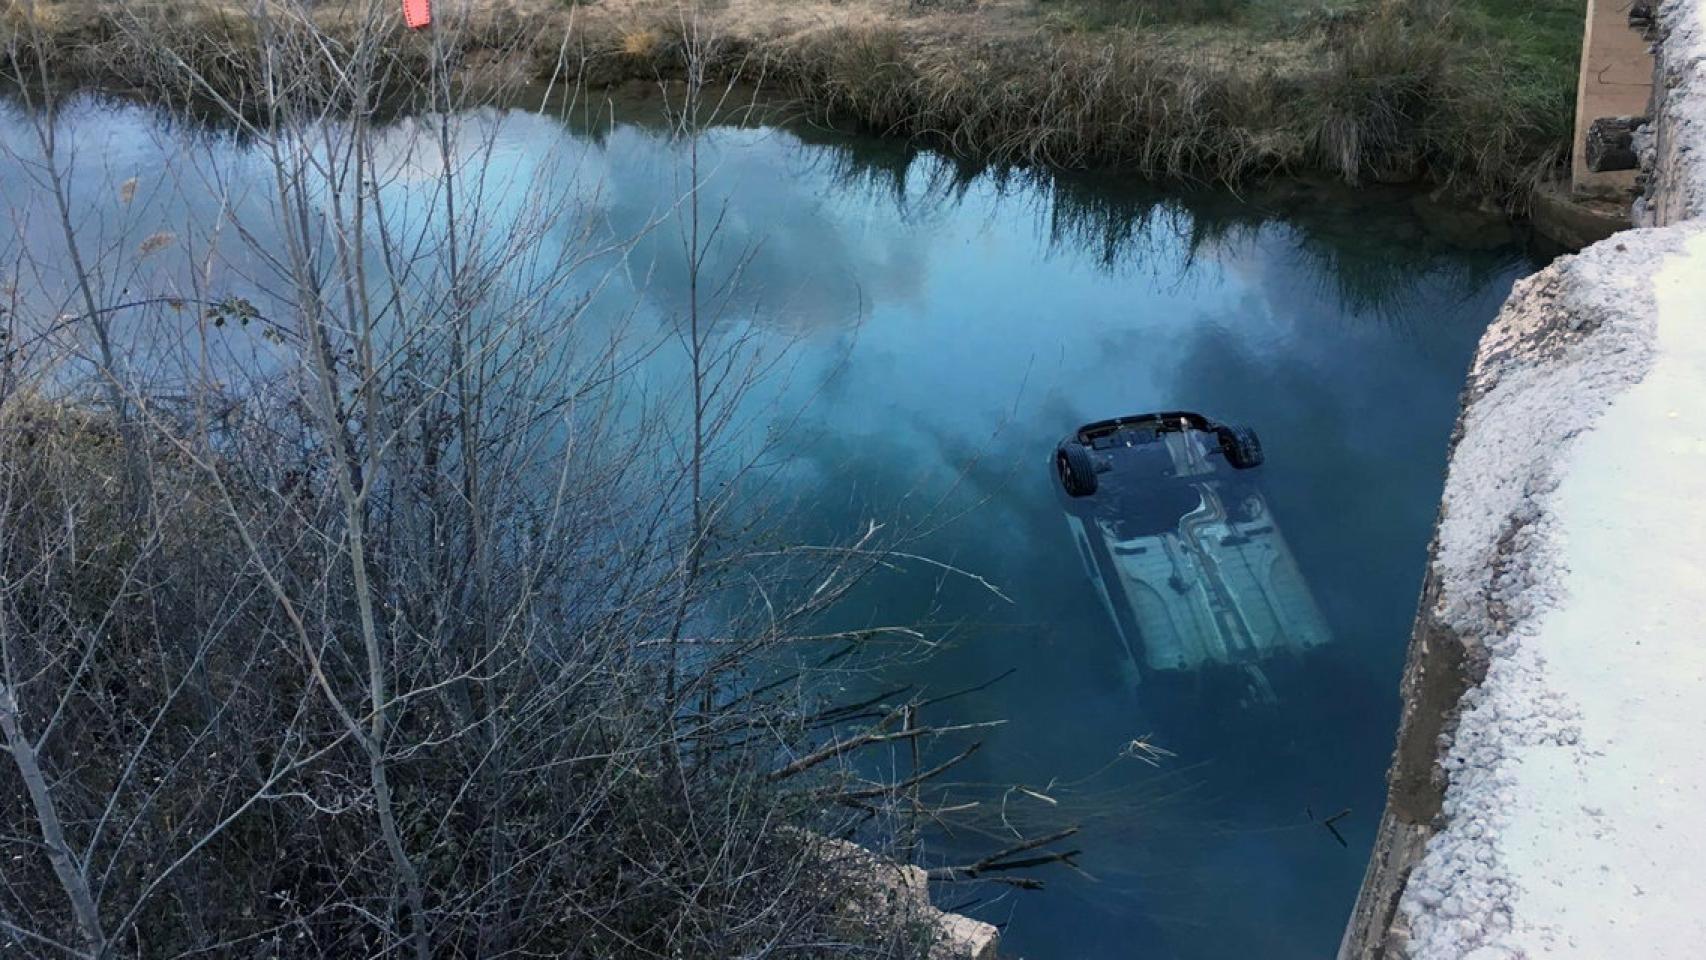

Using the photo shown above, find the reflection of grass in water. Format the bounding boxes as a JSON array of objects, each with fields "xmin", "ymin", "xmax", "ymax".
[
  {"xmin": 785, "ymin": 123, "xmax": 993, "ymax": 225},
  {"xmin": 801, "ymin": 127, "xmax": 928, "ymax": 212},
  {"xmin": 1039, "ymin": 171, "xmax": 1533, "ymax": 323},
  {"xmin": 540, "ymin": 96, "xmax": 1536, "ymax": 325},
  {"xmin": 790, "ymin": 127, "xmax": 1533, "ymax": 321}
]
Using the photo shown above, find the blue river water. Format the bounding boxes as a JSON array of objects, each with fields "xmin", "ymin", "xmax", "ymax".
[{"xmin": 0, "ymin": 88, "xmax": 1543, "ymax": 959}]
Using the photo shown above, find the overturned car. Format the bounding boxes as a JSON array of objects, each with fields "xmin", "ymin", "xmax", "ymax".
[{"xmin": 1055, "ymin": 412, "xmax": 1332, "ymax": 701}]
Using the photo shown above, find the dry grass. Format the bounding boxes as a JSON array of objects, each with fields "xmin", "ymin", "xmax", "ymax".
[
  {"xmin": 1, "ymin": 0, "xmax": 1575, "ymax": 203},
  {"xmin": 621, "ymin": 25, "xmax": 663, "ymax": 56}
]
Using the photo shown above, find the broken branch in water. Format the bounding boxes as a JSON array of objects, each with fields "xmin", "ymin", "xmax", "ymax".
[
  {"xmin": 745, "ymin": 533, "xmax": 1014, "ymax": 605},
  {"xmin": 765, "ymin": 716, "xmax": 1006, "ymax": 782},
  {"xmin": 835, "ymin": 740, "xmax": 984, "ymax": 801},
  {"xmin": 914, "ymin": 667, "xmax": 1018, "ymax": 711},
  {"xmin": 925, "ymin": 826, "xmax": 1082, "ymax": 883}
]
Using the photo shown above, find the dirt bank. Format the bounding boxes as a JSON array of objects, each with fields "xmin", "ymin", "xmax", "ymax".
[{"xmin": 3, "ymin": 0, "xmax": 1575, "ymax": 205}]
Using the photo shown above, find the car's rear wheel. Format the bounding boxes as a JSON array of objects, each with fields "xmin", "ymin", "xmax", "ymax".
[
  {"xmin": 1217, "ymin": 425, "xmax": 1264, "ymax": 469},
  {"xmin": 1056, "ymin": 441, "xmax": 1099, "ymax": 497}
]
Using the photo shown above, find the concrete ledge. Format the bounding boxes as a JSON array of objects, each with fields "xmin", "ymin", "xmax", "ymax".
[{"xmin": 1531, "ymin": 181, "xmax": 1632, "ymax": 250}]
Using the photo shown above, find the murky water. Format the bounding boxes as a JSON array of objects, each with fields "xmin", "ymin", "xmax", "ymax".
[{"xmin": 0, "ymin": 88, "xmax": 1542, "ymax": 959}]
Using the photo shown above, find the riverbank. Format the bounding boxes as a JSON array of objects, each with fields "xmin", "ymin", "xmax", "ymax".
[
  {"xmin": 4, "ymin": 0, "xmax": 1579, "ymax": 207},
  {"xmin": 1340, "ymin": 0, "xmax": 1706, "ymax": 953}
]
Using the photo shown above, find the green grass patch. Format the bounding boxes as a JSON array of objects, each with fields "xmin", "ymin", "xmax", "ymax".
[
  {"xmin": 1036, "ymin": 0, "xmax": 1258, "ymax": 32},
  {"xmin": 1025, "ymin": 0, "xmax": 1586, "ymax": 201},
  {"xmin": 1453, "ymin": 0, "xmax": 1585, "ymax": 128}
]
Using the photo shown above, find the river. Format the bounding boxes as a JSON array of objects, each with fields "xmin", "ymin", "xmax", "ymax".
[{"xmin": 0, "ymin": 87, "xmax": 1543, "ymax": 959}]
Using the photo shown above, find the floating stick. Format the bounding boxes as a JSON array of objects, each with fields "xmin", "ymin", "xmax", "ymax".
[{"xmin": 1323, "ymin": 808, "xmax": 1351, "ymax": 848}]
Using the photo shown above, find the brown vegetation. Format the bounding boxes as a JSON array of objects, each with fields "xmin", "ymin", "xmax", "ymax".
[{"xmin": 3, "ymin": 0, "xmax": 1576, "ymax": 206}]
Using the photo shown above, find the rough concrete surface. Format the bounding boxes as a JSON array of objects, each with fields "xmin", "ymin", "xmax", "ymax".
[
  {"xmin": 806, "ymin": 833, "xmax": 1001, "ymax": 960},
  {"xmin": 1640, "ymin": 0, "xmax": 1706, "ymax": 222},
  {"xmin": 1398, "ymin": 225, "xmax": 1705, "ymax": 958}
]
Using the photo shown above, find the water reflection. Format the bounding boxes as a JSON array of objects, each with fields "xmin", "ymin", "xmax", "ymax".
[
  {"xmin": 720, "ymin": 121, "xmax": 1532, "ymax": 959},
  {"xmin": 0, "ymin": 89, "xmax": 1540, "ymax": 960},
  {"xmin": 786, "ymin": 116, "xmax": 1524, "ymax": 314}
]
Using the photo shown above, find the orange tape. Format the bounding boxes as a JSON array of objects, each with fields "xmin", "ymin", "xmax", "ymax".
[{"xmin": 403, "ymin": 0, "xmax": 431, "ymax": 29}]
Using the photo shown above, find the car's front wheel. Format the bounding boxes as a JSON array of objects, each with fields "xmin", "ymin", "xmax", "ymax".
[
  {"xmin": 1217, "ymin": 425, "xmax": 1264, "ymax": 470},
  {"xmin": 1056, "ymin": 441, "xmax": 1099, "ymax": 497}
]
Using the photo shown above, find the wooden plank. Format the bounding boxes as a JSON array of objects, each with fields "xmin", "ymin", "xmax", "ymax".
[{"xmin": 1571, "ymin": 0, "xmax": 1654, "ymax": 197}]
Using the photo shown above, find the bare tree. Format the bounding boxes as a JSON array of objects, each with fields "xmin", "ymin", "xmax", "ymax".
[{"xmin": 0, "ymin": 4, "xmax": 1081, "ymax": 958}]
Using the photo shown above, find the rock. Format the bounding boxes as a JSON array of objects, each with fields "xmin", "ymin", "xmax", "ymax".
[
  {"xmin": 1530, "ymin": 180, "xmax": 1632, "ymax": 251},
  {"xmin": 1586, "ymin": 116, "xmax": 1647, "ymax": 172},
  {"xmin": 793, "ymin": 831, "xmax": 1000, "ymax": 959}
]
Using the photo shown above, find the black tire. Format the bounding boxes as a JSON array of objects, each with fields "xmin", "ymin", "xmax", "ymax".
[
  {"xmin": 1218, "ymin": 425, "xmax": 1264, "ymax": 470},
  {"xmin": 1056, "ymin": 441, "xmax": 1099, "ymax": 497}
]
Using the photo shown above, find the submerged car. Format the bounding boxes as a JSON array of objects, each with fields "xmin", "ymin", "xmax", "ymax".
[{"xmin": 1055, "ymin": 412, "xmax": 1332, "ymax": 702}]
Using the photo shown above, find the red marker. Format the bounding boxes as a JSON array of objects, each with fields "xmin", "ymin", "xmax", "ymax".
[{"xmin": 403, "ymin": 0, "xmax": 431, "ymax": 29}]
